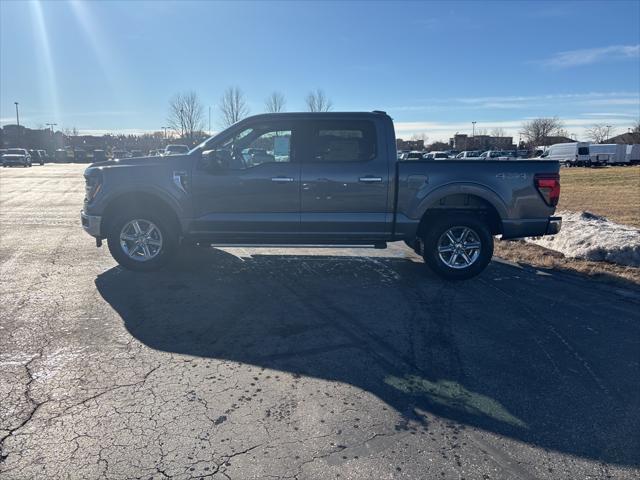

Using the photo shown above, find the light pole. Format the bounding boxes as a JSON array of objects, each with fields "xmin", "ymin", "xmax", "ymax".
[
  {"xmin": 472, "ymin": 121, "xmax": 476, "ymax": 137},
  {"xmin": 162, "ymin": 126, "xmax": 168, "ymax": 140},
  {"xmin": 46, "ymin": 123, "xmax": 57, "ymax": 133},
  {"xmin": 14, "ymin": 102, "xmax": 20, "ymax": 126},
  {"xmin": 605, "ymin": 125, "xmax": 612, "ymax": 140},
  {"xmin": 208, "ymin": 106, "xmax": 211, "ymax": 135}
]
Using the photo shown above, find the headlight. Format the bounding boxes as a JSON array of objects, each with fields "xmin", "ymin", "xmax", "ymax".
[{"xmin": 85, "ymin": 170, "xmax": 103, "ymax": 202}]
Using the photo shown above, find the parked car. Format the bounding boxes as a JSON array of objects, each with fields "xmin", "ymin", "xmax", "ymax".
[
  {"xmin": 111, "ymin": 150, "xmax": 130, "ymax": 159},
  {"xmin": 29, "ymin": 150, "xmax": 44, "ymax": 165},
  {"xmin": 478, "ymin": 150, "xmax": 512, "ymax": 160},
  {"xmin": 81, "ymin": 111, "xmax": 561, "ymax": 280},
  {"xmin": 92, "ymin": 150, "xmax": 107, "ymax": 162},
  {"xmin": 2, "ymin": 148, "xmax": 32, "ymax": 167},
  {"xmin": 423, "ymin": 151, "xmax": 450, "ymax": 160},
  {"xmin": 163, "ymin": 144, "xmax": 190, "ymax": 155},
  {"xmin": 399, "ymin": 151, "xmax": 425, "ymax": 161},
  {"xmin": 130, "ymin": 150, "xmax": 144, "ymax": 158},
  {"xmin": 538, "ymin": 142, "xmax": 591, "ymax": 167},
  {"xmin": 54, "ymin": 148, "xmax": 68, "ymax": 162},
  {"xmin": 455, "ymin": 151, "xmax": 483, "ymax": 159}
]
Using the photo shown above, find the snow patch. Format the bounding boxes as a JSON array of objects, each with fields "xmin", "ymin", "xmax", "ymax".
[{"xmin": 527, "ymin": 211, "xmax": 640, "ymax": 267}]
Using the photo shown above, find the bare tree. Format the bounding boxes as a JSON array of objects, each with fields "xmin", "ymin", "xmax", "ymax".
[
  {"xmin": 410, "ymin": 132, "xmax": 428, "ymax": 142},
  {"xmin": 520, "ymin": 117, "xmax": 565, "ymax": 146},
  {"xmin": 219, "ymin": 87, "xmax": 249, "ymax": 127},
  {"xmin": 475, "ymin": 127, "xmax": 488, "ymax": 136},
  {"xmin": 632, "ymin": 120, "xmax": 640, "ymax": 134},
  {"xmin": 490, "ymin": 127, "xmax": 506, "ymax": 137},
  {"xmin": 265, "ymin": 91, "xmax": 286, "ymax": 113},
  {"xmin": 168, "ymin": 91, "xmax": 205, "ymax": 139},
  {"xmin": 585, "ymin": 123, "xmax": 614, "ymax": 144},
  {"xmin": 305, "ymin": 89, "xmax": 333, "ymax": 112}
]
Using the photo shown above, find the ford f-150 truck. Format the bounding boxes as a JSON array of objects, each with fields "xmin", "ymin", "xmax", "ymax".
[{"xmin": 81, "ymin": 111, "xmax": 561, "ymax": 279}]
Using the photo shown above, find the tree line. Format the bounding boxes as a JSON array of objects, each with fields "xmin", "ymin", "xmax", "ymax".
[
  {"xmin": 167, "ymin": 87, "xmax": 333, "ymax": 139},
  {"xmin": 168, "ymin": 88, "xmax": 640, "ymax": 145}
]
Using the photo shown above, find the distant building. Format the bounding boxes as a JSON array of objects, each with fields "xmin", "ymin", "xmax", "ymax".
[
  {"xmin": 396, "ymin": 139, "xmax": 424, "ymax": 151},
  {"xmin": 0, "ymin": 124, "xmax": 65, "ymax": 151},
  {"xmin": 450, "ymin": 134, "xmax": 514, "ymax": 151},
  {"xmin": 604, "ymin": 132, "xmax": 640, "ymax": 144}
]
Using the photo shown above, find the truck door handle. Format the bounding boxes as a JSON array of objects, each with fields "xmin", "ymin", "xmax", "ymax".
[
  {"xmin": 271, "ymin": 176, "xmax": 295, "ymax": 183},
  {"xmin": 359, "ymin": 176, "xmax": 382, "ymax": 183}
]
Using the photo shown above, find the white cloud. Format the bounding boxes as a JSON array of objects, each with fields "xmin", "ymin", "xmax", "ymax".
[
  {"xmin": 539, "ymin": 44, "xmax": 640, "ymax": 68},
  {"xmin": 389, "ymin": 92, "xmax": 639, "ymax": 112},
  {"xmin": 581, "ymin": 112, "xmax": 639, "ymax": 117}
]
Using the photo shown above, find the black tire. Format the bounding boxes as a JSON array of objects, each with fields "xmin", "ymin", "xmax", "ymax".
[
  {"xmin": 421, "ymin": 214, "xmax": 493, "ymax": 280},
  {"xmin": 106, "ymin": 210, "xmax": 178, "ymax": 272}
]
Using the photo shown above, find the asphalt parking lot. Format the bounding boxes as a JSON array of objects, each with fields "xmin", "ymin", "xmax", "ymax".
[{"xmin": 1, "ymin": 164, "xmax": 639, "ymax": 480}]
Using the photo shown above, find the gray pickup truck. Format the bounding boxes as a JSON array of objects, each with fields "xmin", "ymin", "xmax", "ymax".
[{"xmin": 81, "ymin": 111, "xmax": 561, "ymax": 279}]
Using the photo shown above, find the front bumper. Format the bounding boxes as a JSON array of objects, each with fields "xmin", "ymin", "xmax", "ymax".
[{"xmin": 81, "ymin": 210, "xmax": 102, "ymax": 237}]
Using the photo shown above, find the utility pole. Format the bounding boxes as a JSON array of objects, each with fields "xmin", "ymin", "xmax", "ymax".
[
  {"xmin": 472, "ymin": 121, "xmax": 476, "ymax": 137},
  {"xmin": 14, "ymin": 102, "xmax": 20, "ymax": 126}
]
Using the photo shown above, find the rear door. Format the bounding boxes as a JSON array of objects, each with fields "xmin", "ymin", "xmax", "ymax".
[{"xmin": 298, "ymin": 118, "xmax": 391, "ymax": 239}]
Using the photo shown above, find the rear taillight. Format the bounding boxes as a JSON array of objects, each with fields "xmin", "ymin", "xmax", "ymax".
[{"xmin": 534, "ymin": 173, "xmax": 560, "ymax": 207}]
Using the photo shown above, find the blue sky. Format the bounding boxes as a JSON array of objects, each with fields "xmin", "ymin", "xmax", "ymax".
[{"xmin": 1, "ymin": 0, "xmax": 639, "ymax": 141}]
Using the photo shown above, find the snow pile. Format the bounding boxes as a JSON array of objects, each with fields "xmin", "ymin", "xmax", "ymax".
[{"xmin": 527, "ymin": 211, "xmax": 640, "ymax": 267}]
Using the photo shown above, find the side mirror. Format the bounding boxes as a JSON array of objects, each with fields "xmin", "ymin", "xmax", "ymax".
[{"xmin": 201, "ymin": 149, "xmax": 230, "ymax": 173}]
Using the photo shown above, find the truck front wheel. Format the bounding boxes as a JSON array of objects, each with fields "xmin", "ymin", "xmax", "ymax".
[
  {"xmin": 421, "ymin": 214, "xmax": 493, "ymax": 280},
  {"xmin": 106, "ymin": 211, "xmax": 177, "ymax": 272}
]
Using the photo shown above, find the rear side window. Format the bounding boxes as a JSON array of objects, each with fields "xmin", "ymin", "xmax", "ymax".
[
  {"xmin": 578, "ymin": 147, "xmax": 589, "ymax": 155},
  {"xmin": 308, "ymin": 120, "xmax": 377, "ymax": 162}
]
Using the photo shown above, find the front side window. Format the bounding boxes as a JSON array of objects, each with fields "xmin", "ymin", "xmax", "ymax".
[
  {"xmin": 308, "ymin": 120, "xmax": 376, "ymax": 162},
  {"xmin": 208, "ymin": 124, "xmax": 292, "ymax": 170},
  {"xmin": 578, "ymin": 147, "xmax": 589, "ymax": 155}
]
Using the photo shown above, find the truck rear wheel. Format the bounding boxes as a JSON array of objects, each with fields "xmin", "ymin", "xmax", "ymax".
[
  {"xmin": 421, "ymin": 214, "xmax": 493, "ymax": 280},
  {"xmin": 106, "ymin": 211, "xmax": 177, "ymax": 272}
]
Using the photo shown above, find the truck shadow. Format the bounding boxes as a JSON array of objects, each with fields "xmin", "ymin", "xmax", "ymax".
[{"xmin": 95, "ymin": 246, "xmax": 639, "ymax": 467}]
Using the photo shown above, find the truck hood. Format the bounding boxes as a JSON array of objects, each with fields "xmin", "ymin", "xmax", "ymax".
[{"xmin": 90, "ymin": 154, "xmax": 189, "ymax": 168}]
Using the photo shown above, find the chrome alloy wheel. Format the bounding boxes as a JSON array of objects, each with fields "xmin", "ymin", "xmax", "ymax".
[
  {"xmin": 119, "ymin": 219, "xmax": 163, "ymax": 262},
  {"xmin": 437, "ymin": 226, "xmax": 481, "ymax": 269}
]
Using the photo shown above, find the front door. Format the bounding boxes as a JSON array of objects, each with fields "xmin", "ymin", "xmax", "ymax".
[
  {"xmin": 190, "ymin": 121, "xmax": 300, "ymax": 237},
  {"xmin": 299, "ymin": 118, "xmax": 390, "ymax": 239}
]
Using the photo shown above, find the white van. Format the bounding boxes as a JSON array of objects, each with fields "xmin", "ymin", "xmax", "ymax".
[
  {"xmin": 539, "ymin": 142, "xmax": 590, "ymax": 166},
  {"xmin": 589, "ymin": 144, "xmax": 628, "ymax": 165}
]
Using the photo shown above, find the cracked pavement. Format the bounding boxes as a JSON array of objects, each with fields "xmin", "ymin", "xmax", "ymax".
[{"xmin": 1, "ymin": 164, "xmax": 639, "ymax": 479}]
